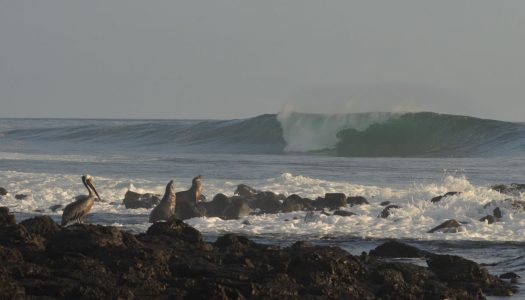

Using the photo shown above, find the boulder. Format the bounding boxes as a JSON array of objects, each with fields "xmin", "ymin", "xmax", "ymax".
[
  {"xmin": 369, "ymin": 241, "xmax": 432, "ymax": 258},
  {"xmin": 0, "ymin": 207, "xmax": 16, "ymax": 227},
  {"xmin": 221, "ymin": 198, "xmax": 250, "ymax": 220},
  {"xmin": 428, "ymin": 219, "xmax": 461, "ymax": 233},
  {"xmin": 347, "ymin": 196, "xmax": 369, "ymax": 206},
  {"xmin": 201, "ymin": 193, "xmax": 231, "ymax": 218},
  {"xmin": 146, "ymin": 219, "xmax": 202, "ymax": 243},
  {"xmin": 380, "ymin": 201, "xmax": 390, "ymax": 206},
  {"xmin": 316, "ymin": 193, "xmax": 347, "ymax": 210},
  {"xmin": 282, "ymin": 194, "xmax": 313, "ymax": 212},
  {"xmin": 122, "ymin": 191, "xmax": 161, "ymax": 209},
  {"xmin": 332, "ymin": 210, "xmax": 355, "ymax": 217},
  {"xmin": 14, "ymin": 194, "xmax": 28, "ymax": 200},
  {"xmin": 493, "ymin": 207, "xmax": 503, "ymax": 219},
  {"xmin": 379, "ymin": 205, "xmax": 400, "ymax": 218},
  {"xmin": 0, "ymin": 187, "xmax": 7, "ymax": 196},
  {"xmin": 431, "ymin": 191, "xmax": 461, "ymax": 203},
  {"xmin": 480, "ymin": 215, "xmax": 496, "ymax": 224},
  {"xmin": 491, "ymin": 183, "xmax": 525, "ymax": 195},
  {"xmin": 20, "ymin": 216, "xmax": 60, "ymax": 239},
  {"xmin": 250, "ymin": 191, "xmax": 282, "ymax": 214}
]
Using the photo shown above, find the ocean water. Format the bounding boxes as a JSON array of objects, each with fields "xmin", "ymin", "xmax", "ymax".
[{"xmin": 1, "ymin": 113, "xmax": 525, "ymax": 297}]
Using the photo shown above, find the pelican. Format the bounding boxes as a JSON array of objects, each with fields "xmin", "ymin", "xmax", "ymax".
[
  {"xmin": 61, "ymin": 174, "xmax": 101, "ymax": 226},
  {"xmin": 176, "ymin": 175, "xmax": 202, "ymax": 206},
  {"xmin": 149, "ymin": 180, "xmax": 176, "ymax": 223}
]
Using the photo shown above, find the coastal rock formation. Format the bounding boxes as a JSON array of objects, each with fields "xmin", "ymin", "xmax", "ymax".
[
  {"xmin": 491, "ymin": 183, "xmax": 525, "ymax": 196},
  {"xmin": 431, "ymin": 191, "xmax": 461, "ymax": 203},
  {"xmin": 347, "ymin": 196, "xmax": 369, "ymax": 206},
  {"xmin": 428, "ymin": 219, "xmax": 462, "ymax": 233},
  {"xmin": 379, "ymin": 204, "xmax": 401, "ymax": 218},
  {"xmin": 316, "ymin": 193, "xmax": 347, "ymax": 210},
  {"xmin": 122, "ymin": 190, "xmax": 161, "ymax": 209},
  {"xmin": 14, "ymin": 194, "xmax": 28, "ymax": 200},
  {"xmin": 0, "ymin": 207, "xmax": 515, "ymax": 299},
  {"xmin": 0, "ymin": 187, "xmax": 7, "ymax": 196}
]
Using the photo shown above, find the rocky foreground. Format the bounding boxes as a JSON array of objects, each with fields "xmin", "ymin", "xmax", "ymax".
[{"xmin": 0, "ymin": 207, "xmax": 516, "ymax": 300}]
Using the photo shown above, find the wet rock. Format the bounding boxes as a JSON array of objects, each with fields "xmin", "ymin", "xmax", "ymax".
[
  {"xmin": 122, "ymin": 191, "xmax": 161, "ymax": 209},
  {"xmin": 500, "ymin": 272, "xmax": 520, "ymax": 283},
  {"xmin": 379, "ymin": 205, "xmax": 400, "ymax": 218},
  {"xmin": 491, "ymin": 183, "xmax": 525, "ymax": 195},
  {"xmin": 250, "ymin": 191, "xmax": 282, "ymax": 214},
  {"xmin": 0, "ymin": 207, "xmax": 16, "ymax": 227},
  {"xmin": 380, "ymin": 201, "xmax": 390, "ymax": 206},
  {"xmin": 369, "ymin": 240, "xmax": 432, "ymax": 258},
  {"xmin": 0, "ymin": 187, "xmax": 7, "ymax": 196},
  {"xmin": 234, "ymin": 184, "xmax": 259, "ymax": 198},
  {"xmin": 493, "ymin": 207, "xmax": 503, "ymax": 219},
  {"xmin": 175, "ymin": 199, "xmax": 205, "ymax": 220},
  {"xmin": 428, "ymin": 219, "xmax": 461, "ymax": 233},
  {"xmin": 49, "ymin": 204, "xmax": 63, "ymax": 212},
  {"xmin": 146, "ymin": 219, "xmax": 202, "ymax": 243},
  {"xmin": 332, "ymin": 210, "xmax": 355, "ymax": 217},
  {"xmin": 20, "ymin": 216, "xmax": 60, "ymax": 239},
  {"xmin": 431, "ymin": 191, "xmax": 461, "ymax": 203},
  {"xmin": 14, "ymin": 194, "xmax": 28, "ymax": 200},
  {"xmin": 427, "ymin": 254, "xmax": 515, "ymax": 296},
  {"xmin": 347, "ymin": 196, "xmax": 369, "ymax": 206},
  {"xmin": 222, "ymin": 198, "xmax": 250, "ymax": 220},
  {"xmin": 480, "ymin": 215, "xmax": 496, "ymax": 224},
  {"xmin": 202, "ymin": 193, "xmax": 231, "ymax": 218},
  {"xmin": 316, "ymin": 193, "xmax": 347, "ymax": 210},
  {"xmin": 241, "ymin": 219, "xmax": 251, "ymax": 225},
  {"xmin": 282, "ymin": 194, "xmax": 314, "ymax": 212}
]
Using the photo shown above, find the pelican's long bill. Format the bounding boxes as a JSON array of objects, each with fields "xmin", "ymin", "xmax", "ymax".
[{"xmin": 87, "ymin": 180, "xmax": 101, "ymax": 201}]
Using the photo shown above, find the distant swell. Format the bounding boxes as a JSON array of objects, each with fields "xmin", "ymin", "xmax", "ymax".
[{"xmin": 1, "ymin": 112, "xmax": 525, "ymax": 157}]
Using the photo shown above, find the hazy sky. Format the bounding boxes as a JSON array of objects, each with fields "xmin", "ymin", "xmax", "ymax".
[{"xmin": 1, "ymin": 1, "xmax": 524, "ymax": 121}]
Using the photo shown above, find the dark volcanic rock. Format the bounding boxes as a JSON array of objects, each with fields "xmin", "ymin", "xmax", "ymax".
[
  {"xmin": 201, "ymin": 193, "xmax": 231, "ymax": 218},
  {"xmin": 369, "ymin": 241, "xmax": 432, "ymax": 258},
  {"xmin": 0, "ymin": 206, "xmax": 514, "ymax": 299},
  {"xmin": 491, "ymin": 183, "xmax": 525, "ymax": 195},
  {"xmin": 0, "ymin": 207, "xmax": 16, "ymax": 227},
  {"xmin": 380, "ymin": 201, "xmax": 390, "ymax": 206},
  {"xmin": 428, "ymin": 219, "xmax": 461, "ymax": 233},
  {"xmin": 222, "ymin": 198, "xmax": 250, "ymax": 220},
  {"xmin": 379, "ymin": 205, "xmax": 400, "ymax": 218},
  {"xmin": 14, "ymin": 194, "xmax": 28, "ymax": 200},
  {"xmin": 347, "ymin": 196, "xmax": 369, "ymax": 206},
  {"xmin": 234, "ymin": 184, "xmax": 259, "ymax": 198},
  {"xmin": 431, "ymin": 191, "xmax": 461, "ymax": 203},
  {"xmin": 250, "ymin": 191, "xmax": 282, "ymax": 214},
  {"xmin": 480, "ymin": 215, "xmax": 496, "ymax": 224},
  {"xmin": 281, "ymin": 194, "xmax": 313, "ymax": 212},
  {"xmin": 332, "ymin": 210, "xmax": 355, "ymax": 217},
  {"xmin": 122, "ymin": 190, "xmax": 161, "ymax": 209},
  {"xmin": 0, "ymin": 187, "xmax": 7, "ymax": 196},
  {"xmin": 20, "ymin": 216, "xmax": 60, "ymax": 239},
  {"xmin": 493, "ymin": 207, "xmax": 503, "ymax": 219},
  {"xmin": 316, "ymin": 193, "xmax": 347, "ymax": 210}
]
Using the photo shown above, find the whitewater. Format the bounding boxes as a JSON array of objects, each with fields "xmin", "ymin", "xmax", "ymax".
[{"xmin": 1, "ymin": 113, "xmax": 525, "ymax": 298}]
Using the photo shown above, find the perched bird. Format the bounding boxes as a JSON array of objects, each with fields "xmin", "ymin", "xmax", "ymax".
[
  {"xmin": 149, "ymin": 180, "xmax": 176, "ymax": 223},
  {"xmin": 61, "ymin": 174, "xmax": 101, "ymax": 226}
]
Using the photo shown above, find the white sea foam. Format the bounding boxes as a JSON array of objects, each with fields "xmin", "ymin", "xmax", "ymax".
[{"xmin": 1, "ymin": 171, "xmax": 523, "ymax": 242}]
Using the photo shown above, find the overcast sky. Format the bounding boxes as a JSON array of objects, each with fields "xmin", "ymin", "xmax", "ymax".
[{"xmin": 1, "ymin": 1, "xmax": 524, "ymax": 121}]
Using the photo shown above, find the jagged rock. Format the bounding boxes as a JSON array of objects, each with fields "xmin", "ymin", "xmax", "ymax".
[
  {"xmin": 369, "ymin": 241, "xmax": 432, "ymax": 258},
  {"xmin": 347, "ymin": 196, "xmax": 369, "ymax": 206},
  {"xmin": 122, "ymin": 191, "xmax": 161, "ymax": 209},
  {"xmin": 316, "ymin": 193, "xmax": 347, "ymax": 210},
  {"xmin": 431, "ymin": 191, "xmax": 461, "ymax": 203},
  {"xmin": 332, "ymin": 210, "xmax": 355, "ymax": 217},
  {"xmin": 222, "ymin": 198, "xmax": 250, "ymax": 220},
  {"xmin": 250, "ymin": 191, "xmax": 282, "ymax": 214},
  {"xmin": 491, "ymin": 183, "xmax": 525, "ymax": 195},
  {"xmin": 428, "ymin": 219, "xmax": 461, "ymax": 233},
  {"xmin": 146, "ymin": 219, "xmax": 202, "ymax": 243},
  {"xmin": 0, "ymin": 207, "xmax": 16, "ymax": 227},
  {"xmin": 0, "ymin": 187, "xmax": 7, "ymax": 196},
  {"xmin": 234, "ymin": 184, "xmax": 259, "ymax": 198},
  {"xmin": 14, "ymin": 194, "xmax": 28, "ymax": 200},
  {"xmin": 379, "ymin": 205, "xmax": 400, "ymax": 218},
  {"xmin": 20, "ymin": 216, "xmax": 60, "ymax": 239}
]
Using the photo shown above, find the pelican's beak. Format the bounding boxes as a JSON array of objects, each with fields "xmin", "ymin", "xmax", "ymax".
[{"xmin": 87, "ymin": 180, "xmax": 101, "ymax": 201}]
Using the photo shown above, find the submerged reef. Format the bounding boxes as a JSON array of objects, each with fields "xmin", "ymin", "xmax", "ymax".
[{"xmin": 0, "ymin": 207, "xmax": 515, "ymax": 299}]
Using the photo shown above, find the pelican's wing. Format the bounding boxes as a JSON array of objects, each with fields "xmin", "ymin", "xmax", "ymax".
[{"xmin": 61, "ymin": 196, "xmax": 90, "ymax": 226}]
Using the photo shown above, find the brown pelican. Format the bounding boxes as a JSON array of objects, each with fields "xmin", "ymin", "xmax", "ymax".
[
  {"xmin": 176, "ymin": 175, "xmax": 202, "ymax": 205},
  {"xmin": 149, "ymin": 180, "xmax": 176, "ymax": 223},
  {"xmin": 61, "ymin": 174, "xmax": 101, "ymax": 226}
]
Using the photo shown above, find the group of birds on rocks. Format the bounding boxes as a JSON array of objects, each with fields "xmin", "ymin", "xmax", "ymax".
[{"xmin": 61, "ymin": 174, "xmax": 202, "ymax": 227}]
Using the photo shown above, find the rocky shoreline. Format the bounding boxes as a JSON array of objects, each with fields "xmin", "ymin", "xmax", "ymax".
[{"xmin": 0, "ymin": 207, "xmax": 517, "ymax": 299}]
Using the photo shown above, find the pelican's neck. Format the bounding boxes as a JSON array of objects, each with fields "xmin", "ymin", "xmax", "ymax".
[{"xmin": 83, "ymin": 177, "xmax": 93, "ymax": 196}]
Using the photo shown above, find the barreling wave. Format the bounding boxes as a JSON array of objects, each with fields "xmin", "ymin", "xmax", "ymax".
[{"xmin": 1, "ymin": 112, "xmax": 524, "ymax": 157}]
